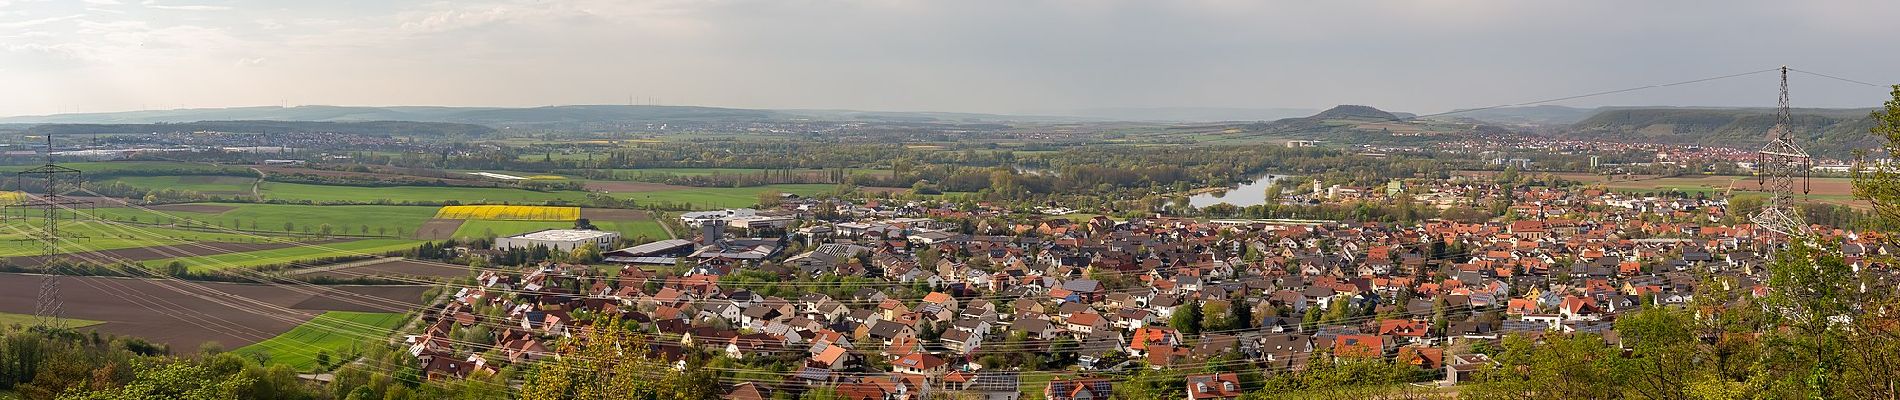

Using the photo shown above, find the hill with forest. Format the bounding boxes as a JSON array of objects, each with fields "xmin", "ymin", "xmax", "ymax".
[
  {"xmin": 1561, "ymin": 107, "xmax": 1879, "ymax": 158},
  {"xmin": 23, "ymin": 120, "xmax": 498, "ymax": 138}
]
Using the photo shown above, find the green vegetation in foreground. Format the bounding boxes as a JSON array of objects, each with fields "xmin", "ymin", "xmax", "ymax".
[
  {"xmin": 607, "ymin": 183, "xmax": 834, "ymax": 209},
  {"xmin": 109, "ymin": 175, "xmax": 256, "ymax": 196},
  {"xmin": 0, "ymin": 161, "xmax": 242, "ymax": 175},
  {"xmin": 604, "ymin": 167, "xmax": 889, "ymax": 177},
  {"xmin": 258, "ymin": 181, "xmax": 592, "ymax": 204},
  {"xmin": 233, "ymin": 311, "xmax": 406, "ymax": 372},
  {"xmin": 142, "ymin": 238, "xmax": 421, "ymax": 272},
  {"xmin": 0, "ymin": 220, "xmax": 273, "ymax": 257},
  {"xmin": 92, "ymin": 203, "xmax": 441, "ymax": 237},
  {"xmin": 451, "ymin": 219, "xmax": 670, "ymax": 242},
  {"xmin": 0, "ymin": 312, "xmax": 104, "ymax": 328}
]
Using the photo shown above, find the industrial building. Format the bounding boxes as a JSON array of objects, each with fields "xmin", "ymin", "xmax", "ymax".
[{"xmin": 493, "ymin": 229, "xmax": 620, "ymax": 251}]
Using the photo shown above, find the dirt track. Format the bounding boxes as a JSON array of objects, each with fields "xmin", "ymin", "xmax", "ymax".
[{"xmin": 0, "ymin": 273, "xmax": 428, "ymax": 350}]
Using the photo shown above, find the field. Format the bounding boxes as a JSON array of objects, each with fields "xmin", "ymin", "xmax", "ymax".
[
  {"xmin": 435, "ymin": 205, "xmax": 580, "ymax": 221},
  {"xmin": 0, "ymin": 220, "xmax": 272, "ymax": 258},
  {"xmin": 141, "ymin": 238, "xmax": 422, "ymax": 272},
  {"xmin": 605, "ymin": 183, "xmax": 835, "ymax": 209},
  {"xmin": 0, "ymin": 311, "xmax": 104, "ymax": 328},
  {"xmin": 0, "ymin": 273, "xmax": 427, "ymax": 349},
  {"xmin": 6, "ymin": 240, "xmax": 346, "ymax": 267},
  {"xmin": 233, "ymin": 311, "xmax": 407, "ymax": 371},
  {"xmin": 92, "ymin": 203, "xmax": 442, "ymax": 238},
  {"xmin": 301, "ymin": 258, "xmax": 468, "ymax": 280},
  {"xmin": 109, "ymin": 175, "xmax": 255, "ymax": 197},
  {"xmin": 1457, "ymin": 171, "xmax": 1865, "ymax": 208},
  {"xmin": 257, "ymin": 181, "xmax": 593, "ymax": 204}
]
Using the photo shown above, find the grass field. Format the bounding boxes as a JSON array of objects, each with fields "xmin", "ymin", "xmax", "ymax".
[
  {"xmin": 0, "ymin": 311, "xmax": 104, "ymax": 328},
  {"xmin": 0, "ymin": 220, "xmax": 267, "ymax": 257},
  {"xmin": 435, "ymin": 205, "xmax": 580, "ymax": 221},
  {"xmin": 606, "ymin": 168, "xmax": 888, "ymax": 177},
  {"xmin": 1, "ymin": 161, "xmax": 248, "ymax": 175},
  {"xmin": 607, "ymin": 183, "xmax": 834, "ymax": 209},
  {"xmin": 450, "ymin": 219, "xmax": 669, "ymax": 241},
  {"xmin": 142, "ymin": 238, "xmax": 421, "ymax": 272},
  {"xmin": 92, "ymin": 203, "xmax": 442, "ymax": 237},
  {"xmin": 233, "ymin": 311, "xmax": 406, "ymax": 371},
  {"xmin": 108, "ymin": 175, "xmax": 255, "ymax": 196},
  {"xmin": 259, "ymin": 181, "xmax": 593, "ymax": 204}
]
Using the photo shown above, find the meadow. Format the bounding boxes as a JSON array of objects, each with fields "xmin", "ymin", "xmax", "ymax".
[
  {"xmin": 142, "ymin": 238, "xmax": 422, "ymax": 272},
  {"xmin": 108, "ymin": 175, "xmax": 255, "ymax": 196},
  {"xmin": 258, "ymin": 181, "xmax": 594, "ymax": 204},
  {"xmin": 0, "ymin": 311, "xmax": 104, "ymax": 328},
  {"xmin": 0, "ymin": 219, "xmax": 266, "ymax": 257},
  {"xmin": 92, "ymin": 203, "xmax": 442, "ymax": 238},
  {"xmin": 233, "ymin": 311, "xmax": 408, "ymax": 371}
]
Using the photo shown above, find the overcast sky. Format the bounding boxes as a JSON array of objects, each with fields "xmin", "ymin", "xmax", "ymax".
[{"xmin": 1, "ymin": 0, "xmax": 1896, "ymax": 117}]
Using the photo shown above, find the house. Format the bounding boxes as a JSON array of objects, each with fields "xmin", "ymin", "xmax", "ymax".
[
  {"xmin": 941, "ymin": 328, "xmax": 984, "ymax": 355},
  {"xmin": 892, "ymin": 352, "xmax": 949, "ymax": 377},
  {"xmin": 1445, "ymin": 353, "xmax": 1500, "ymax": 385},
  {"xmin": 1184, "ymin": 373, "xmax": 1243, "ymax": 400},
  {"xmin": 1045, "ymin": 378, "xmax": 1113, "ymax": 400}
]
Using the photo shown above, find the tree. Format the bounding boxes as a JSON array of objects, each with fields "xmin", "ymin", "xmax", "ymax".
[
  {"xmin": 61, "ymin": 361, "xmax": 253, "ymax": 400},
  {"xmin": 1171, "ymin": 302, "xmax": 1204, "ymax": 335},
  {"xmin": 282, "ymin": 222, "xmax": 295, "ymax": 232}
]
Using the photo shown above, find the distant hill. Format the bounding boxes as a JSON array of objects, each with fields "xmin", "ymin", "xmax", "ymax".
[
  {"xmin": 0, "ymin": 105, "xmax": 1115, "ymax": 127},
  {"xmin": 1053, "ymin": 107, "xmax": 1319, "ymax": 122},
  {"xmin": 24, "ymin": 120, "xmax": 497, "ymax": 138},
  {"xmin": 1308, "ymin": 105, "xmax": 1400, "ymax": 121},
  {"xmin": 1562, "ymin": 107, "xmax": 1879, "ymax": 158}
]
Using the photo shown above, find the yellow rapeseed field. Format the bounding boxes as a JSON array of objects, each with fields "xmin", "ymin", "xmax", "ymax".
[
  {"xmin": 0, "ymin": 192, "xmax": 25, "ymax": 206},
  {"xmin": 434, "ymin": 205, "xmax": 579, "ymax": 221}
]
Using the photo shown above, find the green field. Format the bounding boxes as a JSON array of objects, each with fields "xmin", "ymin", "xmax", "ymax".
[
  {"xmin": 233, "ymin": 311, "xmax": 406, "ymax": 371},
  {"xmin": 92, "ymin": 203, "xmax": 440, "ymax": 237},
  {"xmin": 108, "ymin": 175, "xmax": 256, "ymax": 196},
  {"xmin": 0, "ymin": 312, "xmax": 104, "ymax": 328},
  {"xmin": 1, "ymin": 161, "xmax": 249, "ymax": 175},
  {"xmin": 608, "ymin": 183, "xmax": 834, "ymax": 209},
  {"xmin": 450, "ymin": 219, "xmax": 669, "ymax": 242},
  {"xmin": 0, "ymin": 220, "xmax": 275, "ymax": 257},
  {"xmin": 258, "ymin": 181, "xmax": 593, "ymax": 204},
  {"xmin": 142, "ymin": 238, "xmax": 421, "ymax": 272}
]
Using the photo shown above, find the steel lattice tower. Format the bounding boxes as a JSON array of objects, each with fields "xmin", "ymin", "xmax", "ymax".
[
  {"xmin": 18, "ymin": 135, "xmax": 89, "ymax": 329},
  {"xmin": 1752, "ymin": 66, "xmax": 1812, "ymax": 252}
]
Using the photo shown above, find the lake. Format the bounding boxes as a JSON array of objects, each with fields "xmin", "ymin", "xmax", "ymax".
[{"xmin": 1190, "ymin": 173, "xmax": 1294, "ymax": 208}]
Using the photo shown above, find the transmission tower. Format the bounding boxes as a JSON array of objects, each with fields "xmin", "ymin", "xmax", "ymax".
[
  {"xmin": 13, "ymin": 135, "xmax": 91, "ymax": 329},
  {"xmin": 1752, "ymin": 66, "xmax": 1812, "ymax": 253}
]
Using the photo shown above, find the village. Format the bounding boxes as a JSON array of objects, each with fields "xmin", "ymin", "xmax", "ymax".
[{"xmin": 396, "ymin": 172, "xmax": 1853, "ymax": 400}]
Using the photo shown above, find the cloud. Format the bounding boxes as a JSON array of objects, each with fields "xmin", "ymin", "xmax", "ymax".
[
  {"xmin": 234, "ymin": 56, "xmax": 263, "ymax": 66},
  {"xmin": 82, "ymin": 0, "xmax": 122, "ymax": 5},
  {"xmin": 140, "ymin": 1, "xmax": 230, "ymax": 11},
  {"xmin": 0, "ymin": 14, "xmax": 84, "ymax": 29}
]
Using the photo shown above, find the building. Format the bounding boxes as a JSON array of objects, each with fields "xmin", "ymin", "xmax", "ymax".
[{"xmin": 494, "ymin": 229, "xmax": 620, "ymax": 252}]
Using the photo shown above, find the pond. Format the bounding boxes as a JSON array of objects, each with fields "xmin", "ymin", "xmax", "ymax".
[{"xmin": 1189, "ymin": 172, "xmax": 1295, "ymax": 208}]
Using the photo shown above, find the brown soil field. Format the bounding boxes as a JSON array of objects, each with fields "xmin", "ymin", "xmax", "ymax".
[
  {"xmin": 0, "ymin": 273, "xmax": 427, "ymax": 349},
  {"xmin": 304, "ymin": 259, "xmax": 467, "ymax": 280},
  {"xmin": 414, "ymin": 219, "xmax": 465, "ymax": 240},
  {"xmin": 582, "ymin": 180, "xmax": 691, "ymax": 193},
  {"xmin": 580, "ymin": 208, "xmax": 649, "ymax": 221},
  {"xmin": 146, "ymin": 204, "xmax": 238, "ymax": 214},
  {"xmin": 6, "ymin": 240, "xmax": 349, "ymax": 267},
  {"xmin": 859, "ymin": 186, "xmax": 909, "ymax": 194}
]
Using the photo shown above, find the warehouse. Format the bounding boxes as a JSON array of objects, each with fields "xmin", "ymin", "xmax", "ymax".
[{"xmin": 494, "ymin": 229, "xmax": 621, "ymax": 252}]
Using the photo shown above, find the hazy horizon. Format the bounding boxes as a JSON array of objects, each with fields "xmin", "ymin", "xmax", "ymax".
[{"xmin": 3, "ymin": 0, "xmax": 1896, "ymax": 118}]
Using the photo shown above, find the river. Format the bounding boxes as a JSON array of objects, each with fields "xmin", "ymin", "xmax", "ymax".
[{"xmin": 1189, "ymin": 172, "xmax": 1294, "ymax": 208}]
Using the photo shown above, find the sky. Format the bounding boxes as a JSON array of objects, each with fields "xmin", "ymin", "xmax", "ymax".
[{"xmin": 1, "ymin": 0, "xmax": 1897, "ymax": 118}]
